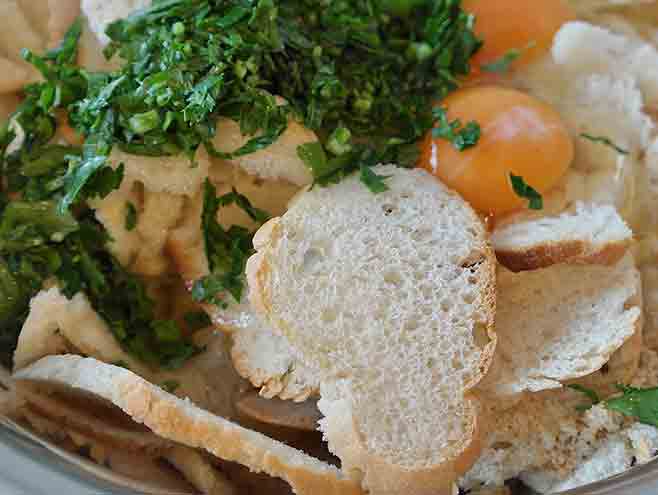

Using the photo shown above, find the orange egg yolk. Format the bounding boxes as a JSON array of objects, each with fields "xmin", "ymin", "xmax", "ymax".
[
  {"xmin": 419, "ymin": 86, "xmax": 574, "ymax": 217},
  {"xmin": 463, "ymin": 0, "xmax": 576, "ymax": 73}
]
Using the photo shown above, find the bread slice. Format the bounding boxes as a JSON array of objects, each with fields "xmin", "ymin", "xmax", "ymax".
[
  {"xmin": 478, "ymin": 253, "xmax": 642, "ymax": 399},
  {"xmin": 248, "ymin": 165, "xmax": 497, "ymax": 494},
  {"xmin": 14, "ymin": 355, "xmax": 364, "ymax": 495},
  {"xmin": 492, "ymin": 203, "xmax": 632, "ymax": 272},
  {"xmin": 13, "ymin": 287, "xmax": 242, "ymax": 419}
]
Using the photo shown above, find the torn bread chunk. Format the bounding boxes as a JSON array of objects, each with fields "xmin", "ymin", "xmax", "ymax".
[
  {"xmin": 479, "ymin": 253, "xmax": 642, "ymax": 399},
  {"xmin": 14, "ymin": 355, "xmax": 364, "ymax": 495},
  {"xmin": 13, "ymin": 287, "xmax": 241, "ymax": 419},
  {"xmin": 248, "ymin": 165, "xmax": 497, "ymax": 494},
  {"xmin": 109, "ymin": 147, "xmax": 210, "ymax": 197},
  {"xmin": 166, "ymin": 179, "xmax": 319, "ymax": 402},
  {"xmin": 462, "ymin": 348, "xmax": 658, "ymax": 493},
  {"xmin": 492, "ymin": 203, "xmax": 632, "ymax": 272},
  {"xmin": 212, "ymin": 106, "xmax": 316, "ymax": 187}
]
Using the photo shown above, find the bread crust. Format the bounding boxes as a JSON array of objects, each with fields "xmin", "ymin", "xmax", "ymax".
[
  {"xmin": 495, "ymin": 238, "xmax": 631, "ymax": 272},
  {"xmin": 14, "ymin": 355, "xmax": 364, "ymax": 495},
  {"xmin": 247, "ymin": 166, "xmax": 498, "ymax": 493}
]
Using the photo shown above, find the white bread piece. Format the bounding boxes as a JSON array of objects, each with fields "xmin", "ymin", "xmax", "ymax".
[
  {"xmin": 492, "ymin": 203, "xmax": 632, "ymax": 272},
  {"xmin": 230, "ymin": 315, "xmax": 320, "ymax": 402},
  {"xmin": 109, "ymin": 147, "xmax": 210, "ymax": 197},
  {"xmin": 522, "ymin": 437, "xmax": 633, "ymax": 494},
  {"xmin": 13, "ymin": 288, "xmax": 148, "ymax": 374},
  {"xmin": 479, "ymin": 253, "xmax": 642, "ymax": 399},
  {"xmin": 166, "ymin": 185, "xmax": 320, "ymax": 402},
  {"xmin": 13, "ymin": 287, "xmax": 241, "ymax": 419},
  {"xmin": 14, "ymin": 355, "xmax": 364, "ymax": 495},
  {"xmin": 461, "ymin": 348, "xmax": 658, "ymax": 493},
  {"xmin": 552, "ymin": 21, "xmax": 658, "ymax": 106},
  {"xmin": 213, "ymin": 116, "xmax": 315, "ymax": 187},
  {"xmin": 248, "ymin": 165, "xmax": 497, "ymax": 494},
  {"xmin": 82, "ymin": 0, "xmax": 151, "ymax": 46}
]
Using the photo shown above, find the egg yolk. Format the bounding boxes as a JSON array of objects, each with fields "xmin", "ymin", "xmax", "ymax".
[
  {"xmin": 463, "ymin": 0, "xmax": 576, "ymax": 73},
  {"xmin": 419, "ymin": 86, "xmax": 574, "ymax": 217}
]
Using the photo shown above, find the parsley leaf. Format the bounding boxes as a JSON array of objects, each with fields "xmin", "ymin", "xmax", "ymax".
[
  {"xmin": 570, "ymin": 384, "xmax": 658, "ymax": 428},
  {"xmin": 580, "ymin": 133, "xmax": 630, "ymax": 155},
  {"xmin": 192, "ymin": 180, "xmax": 268, "ymax": 307},
  {"xmin": 125, "ymin": 202, "xmax": 137, "ymax": 231},
  {"xmin": 480, "ymin": 42, "xmax": 536, "ymax": 73},
  {"xmin": 360, "ymin": 165, "xmax": 391, "ymax": 194},
  {"xmin": 510, "ymin": 173, "xmax": 543, "ymax": 210},
  {"xmin": 432, "ymin": 107, "xmax": 481, "ymax": 151}
]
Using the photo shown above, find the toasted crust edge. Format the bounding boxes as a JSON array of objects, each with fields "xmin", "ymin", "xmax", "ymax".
[
  {"xmin": 495, "ymin": 238, "xmax": 631, "ymax": 273},
  {"xmin": 14, "ymin": 355, "xmax": 363, "ymax": 495}
]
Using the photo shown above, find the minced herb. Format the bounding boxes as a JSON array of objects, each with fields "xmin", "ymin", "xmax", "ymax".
[
  {"xmin": 580, "ymin": 133, "xmax": 630, "ymax": 156},
  {"xmin": 0, "ymin": 0, "xmax": 484, "ymax": 366},
  {"xmin": 510, "ymin": 173, "xmax": 543, "ymax": 210}
]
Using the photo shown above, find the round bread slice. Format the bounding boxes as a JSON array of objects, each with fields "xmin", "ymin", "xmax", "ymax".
[{"xmin": 248, "ymin": 165, "xmax": 497, "ymax": 493}]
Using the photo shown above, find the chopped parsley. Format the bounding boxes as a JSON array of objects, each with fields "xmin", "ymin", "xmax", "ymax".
[
  {"xmin": 73, "ymin": 0, "xmax": 481, "ymax": 193},
  {"xmin": 192, "ymin": 180, "xmax": 269, "ymax": 307},
  {"xmin": 570, "ymin": 384, "xmax": 658, "ymax": 428},
  {"xmin": 580, "ymin": 133, "xmax": 630, "ymax": 155},
  {"xmin": 125, "ymin": 202, "xmax": 138, "ymax": 231},
  {"xmin": 0, "ymin": 0, "xmax": 485, "ymax": 366},
  {"xmin": 480, "ymin": 42, "xmax": 536, "ymax": 73},
  {"xmin": 0, "ymin": 19, "xmax": 196, "ymax": 370},
  {"xmin": 510, "ymin": 173, "xmax": 543, "ymax": 210},
  {"xmin": 432, "ymin": 107, "xmax": 481, "ymax": 151}
]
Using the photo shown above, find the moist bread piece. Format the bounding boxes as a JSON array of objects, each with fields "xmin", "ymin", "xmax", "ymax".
[
  {"xmin": 248, "ymin": 165, "xmax": 497, "ymax": 494},
  {"xmin": 235, "ymin": 392, "xmax": 322, "ymax": 432},
  {"xmin": 14, "ymin": 355, "xmax": 363, "ymax": 495},
  {"xmin": 166, "ymin": 186, "xmax": 320, "ymax": 402},
  {"xmin": 463, "ymin": 348, "xmax": 658, "ymax": 493},
  {"xmin": 13, "ymin": 287, "xmax": 241, "ymax": 419},
  {"xmin": 213, "ymin": 116, "xmax": 316, "ymax": 187},
  {"xmin": 492, "ymin": 203, "xmax": 632, "ymax": 272},
  {"xmin": 479, "ymin": 253, "xmax": 642, "ymax": 399}
]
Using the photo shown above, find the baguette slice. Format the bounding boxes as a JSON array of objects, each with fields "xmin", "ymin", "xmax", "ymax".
[
  {"xmin": 492, "ymin": 203, "xmax": 632, "ymax": 272},
  {"xmin": 14, "ymin": 355, "xmax": 363, "ymax": 495},
  {"xmin": 479, "ymin": 253, "xmax": 642, "ymax": 399},
  {"xmin": 248, "ymin": 165, "xmax": 497, "ymax": 494}
]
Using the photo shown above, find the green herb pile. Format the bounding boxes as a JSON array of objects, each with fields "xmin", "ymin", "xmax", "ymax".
[
  {"xmin": 71, "ymin": 0, "xmax": 481, "ymax": 195},
  {"xmin": 0, "ymin": 21, "xmax": 199, "ymax": 369},
  {"xmin": 0, "ymin": 0, "xmax": 482, "ymax": 368}
]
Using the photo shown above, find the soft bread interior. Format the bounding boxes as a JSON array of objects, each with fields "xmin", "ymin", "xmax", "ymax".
[{"xmin": 248, "ymin": 165, "xmax": 497, "ymax": 493}]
